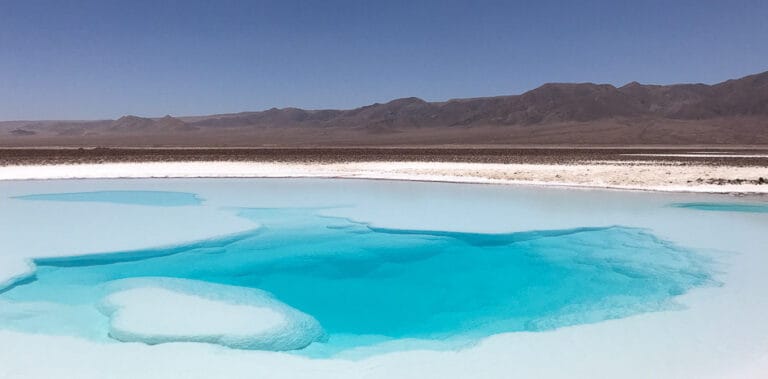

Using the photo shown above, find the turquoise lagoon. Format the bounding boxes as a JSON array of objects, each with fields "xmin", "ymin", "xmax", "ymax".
[{"xmin": 1, "ymin": 179, "xmax": 762, "ymax": 357}]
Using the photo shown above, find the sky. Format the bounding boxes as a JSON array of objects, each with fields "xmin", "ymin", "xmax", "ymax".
[{"xmin": 0, "ymin": 0, "xmax": 767, "ymax": 120}]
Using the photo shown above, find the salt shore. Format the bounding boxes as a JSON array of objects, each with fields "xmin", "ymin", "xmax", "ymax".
[{"xmin": 0, "ymin": 160, "xmax": 766, "ymax": 193}]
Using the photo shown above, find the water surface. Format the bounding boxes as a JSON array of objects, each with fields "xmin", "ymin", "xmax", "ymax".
[{"xmin": 0, "ymin": 203, "xmax": 715, "ymax": 356}]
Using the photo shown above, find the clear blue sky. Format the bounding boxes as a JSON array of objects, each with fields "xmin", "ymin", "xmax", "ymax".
[{"xmin": 1, "ymin": 0, "xmax": 766, "ymax": 120}]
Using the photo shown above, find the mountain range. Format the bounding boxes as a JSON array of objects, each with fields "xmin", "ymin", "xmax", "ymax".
[{"xmin": 2, "ymin": 70, "xmax": 767, "ymax": 146}]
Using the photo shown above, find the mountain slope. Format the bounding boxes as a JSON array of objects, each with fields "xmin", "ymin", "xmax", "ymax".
[{"xmin": 2, "ymin": 70, "xmax": 767, "ymax": 146}]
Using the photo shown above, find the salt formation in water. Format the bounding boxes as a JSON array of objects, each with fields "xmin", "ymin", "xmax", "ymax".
[{"xmin": 99, "ymin": 278, "xmax": 326, "ymax": 351}]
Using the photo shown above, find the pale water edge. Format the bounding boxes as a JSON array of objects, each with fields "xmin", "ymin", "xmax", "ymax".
[
  {"xmin": 12, "ymin": 190, "xmax": 203, "ymax": 207},
  {"xmin": 670, "ymin": 202, "xmax": 768, "ymax": 213}
]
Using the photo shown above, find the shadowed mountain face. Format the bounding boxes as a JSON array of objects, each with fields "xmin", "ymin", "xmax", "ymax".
[
  {"xmin": 109, "ymin": 115, "xmax": 197, "ymax": 132},
  {"xmin": 2, "ymin": 71, "xmax": 767, "ymax": 146}
]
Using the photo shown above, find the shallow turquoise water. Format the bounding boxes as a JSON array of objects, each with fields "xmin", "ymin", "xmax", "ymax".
[
  {"xmin": 671, "ymin": 202, "xmax": 768, "ymax": 213},
  {"xmin": 13, "ymin": 190, "xmax": 203, "ymax": 206},
  {"xmin": 0, "ymin": 193, "xmax": 716, "ymax": 356}
]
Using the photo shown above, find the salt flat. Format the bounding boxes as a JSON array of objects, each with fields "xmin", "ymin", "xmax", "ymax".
[{"xmin": 0, "ymin": 160, "xmax": 766, "ymax": 193}]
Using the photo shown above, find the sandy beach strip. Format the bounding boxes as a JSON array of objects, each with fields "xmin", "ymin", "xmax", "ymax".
[{"xmin": 0, "ymin": 160, "xmax": 766, "ymax": 194}]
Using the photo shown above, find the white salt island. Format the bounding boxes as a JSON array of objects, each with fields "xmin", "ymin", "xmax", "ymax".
[{"xmin": 100, "ymin": 278, "xmax": 326, "ymax": 351}]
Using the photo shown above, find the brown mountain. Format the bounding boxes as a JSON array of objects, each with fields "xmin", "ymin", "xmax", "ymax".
[
  {"xmin": 2, "ymin": 70, "xmax": 767, "ymax": 146},
  {"xmin": 109, "ymin": 115, "xmax": 197, "ymax": 132}
]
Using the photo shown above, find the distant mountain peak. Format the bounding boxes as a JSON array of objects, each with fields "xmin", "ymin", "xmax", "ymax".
[
  {"xmin": 621, "ymin": 81, "xmax": 643, "ymax": 88},
  {"xmin": 109, "ymin": 114, "xmax": 193, "ymax": 133},
  {"xmin": 389, "ymin": 96, "xmax": 426, "ymax": 103},
  {"xmin": 116, "ymin": 115, "xmax": 145, "ymax": 122},
  {"xmin": 3, "ymin": 70, "xmax": 767, "ymax": 146}
]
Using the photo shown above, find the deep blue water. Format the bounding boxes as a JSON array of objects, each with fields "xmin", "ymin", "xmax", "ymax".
[
  {"xmin": 0, "ymin": 204, "xmax": 715, "ymax": 355},
  {"xmin": 671, "ymin": 202, "xmax": 768, "ymax": 213},
  {"xmin": 13, "ymin": 190, "xmax": 203, "ymax": 206}
]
